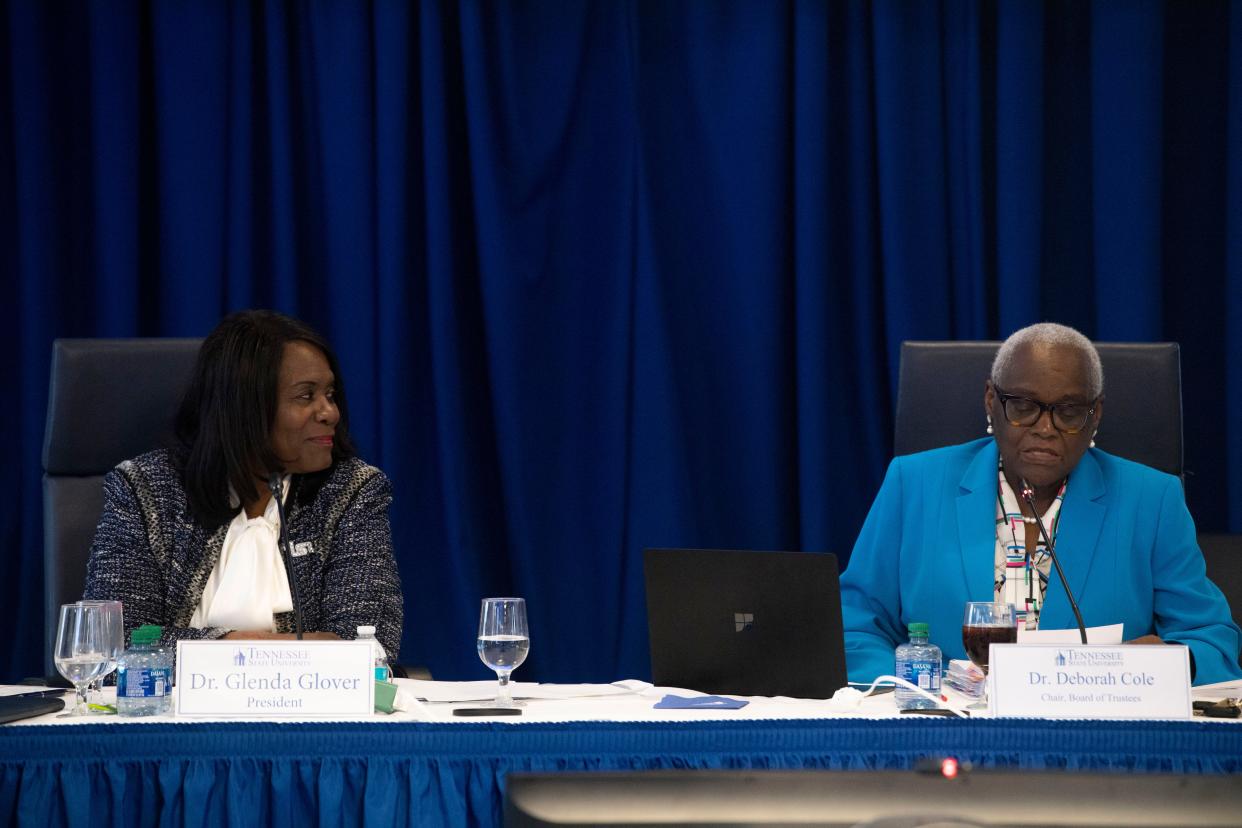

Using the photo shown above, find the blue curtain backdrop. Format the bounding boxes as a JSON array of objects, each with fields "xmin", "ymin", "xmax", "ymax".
[{"xmin": 3, "ymin": 0, "xmax": 1241, "ymax": 683}]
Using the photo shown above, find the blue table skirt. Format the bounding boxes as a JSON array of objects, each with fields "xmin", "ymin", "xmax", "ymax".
[{"xmin": 2, "ymin": 718, "xmax": 1239, "ymax": 827}]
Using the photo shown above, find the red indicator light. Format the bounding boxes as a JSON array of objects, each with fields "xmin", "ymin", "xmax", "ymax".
[{"xmin": 941, "ymin": 758, "xmax": 959, "ymax": 779}]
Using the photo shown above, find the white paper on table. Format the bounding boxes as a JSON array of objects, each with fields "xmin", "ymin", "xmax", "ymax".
[
  {"xmin": 1016, "ymin": 623, "xmax": 1123, "ymax": 644},
  {"xmin": 1191, "ymin": 679, "xmax": 1242, "ymax": 700},
  {"xmin": 399, "ymin": 679, "xmax": 648, "ymax": 703},
  {"xmin": 518, "ymin": 682, "xmax": 649, "ymax": 700},
  {"xmin": 399, "ymin": 680, "xmax": 537, "ymax": 702}
]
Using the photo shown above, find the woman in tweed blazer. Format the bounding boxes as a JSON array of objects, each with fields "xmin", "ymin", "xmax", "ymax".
[{"xmin": 84, "ymin": 311, "xmax": 403, "ymax": 659}]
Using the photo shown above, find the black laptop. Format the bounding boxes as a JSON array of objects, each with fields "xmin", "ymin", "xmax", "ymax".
[{"xmin": 643, "ymin": 548, "xmax": 848, "ymax": 699}]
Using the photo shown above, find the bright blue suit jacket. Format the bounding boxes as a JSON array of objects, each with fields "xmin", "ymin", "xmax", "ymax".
[{"xmin": 841, "ymin": 438, "xmax": 1242, "ymax": 686}]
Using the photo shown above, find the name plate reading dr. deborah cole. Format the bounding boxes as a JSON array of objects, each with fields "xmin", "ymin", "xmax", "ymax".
[
  {"xmin": 176, "ymin": 640, "xmax": 374, "ymax": 717},
  {"xmin": 989, "ymin": 643, "xmax": 1191, "ymax": 719}
]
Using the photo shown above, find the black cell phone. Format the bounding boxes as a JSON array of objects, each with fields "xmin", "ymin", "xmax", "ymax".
[
  {"xmin": 1192, "ymin": 699, "xmax": 1240, "ymax": 718},
  {"xmin": 453, "ymin": 707, "xmax": 522, "ymax": 716},
  {"xmin": 900, "ymin": 708, "xmax": 964, "ymax": 717}
]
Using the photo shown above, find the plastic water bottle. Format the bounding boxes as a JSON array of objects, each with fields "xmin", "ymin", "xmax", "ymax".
[
  {"xmin": 894, "ymin": 622, "xmax": 942, "ymax": 710},
  {"xmin": 116, "ymin": 624, "xmax": 173, "ymax": 716},
  {"xmin": 357, "ymin": 625, "xmax": 391, "ymax": 682}
]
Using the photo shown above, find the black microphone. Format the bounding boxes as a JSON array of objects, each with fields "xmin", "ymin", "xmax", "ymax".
[
  {"xmin": 1020, "ymin": 478, "xmax": 1087, "ymax": 644},
  {"xmin": 269, "ymin": 473, "xmax": 304, "ymax": 640}
]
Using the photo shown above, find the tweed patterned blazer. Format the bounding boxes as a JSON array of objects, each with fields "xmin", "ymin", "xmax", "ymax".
[{"xmin": 84, "ymin": 449, "xmax": 403, "ymax": 658}]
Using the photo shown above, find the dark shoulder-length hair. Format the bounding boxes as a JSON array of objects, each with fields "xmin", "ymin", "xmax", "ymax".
[{"xmin": 175, "ymin": 309, "xmax": 356, "ymax": 526}]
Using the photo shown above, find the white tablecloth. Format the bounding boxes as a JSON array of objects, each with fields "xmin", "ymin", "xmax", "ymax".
[{"xmin": 5, "ymin": 677, "xmax": 1240, "ymax": 725}]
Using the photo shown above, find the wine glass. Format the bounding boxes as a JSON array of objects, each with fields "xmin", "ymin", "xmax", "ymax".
[
  {"xmin": 961, "ymin": 602, "xmax": 1017, "ymax": 676},
  {"xmin": 53, "ymin": 603, "xmax": 110, "ymax": 716},
  {"xmin": 477, "ymin": 597, "xmax": 530, "ymax": 708},
  {"xmin": 78, "ymin": 600, "xmax": 123, "ymax": 712}
]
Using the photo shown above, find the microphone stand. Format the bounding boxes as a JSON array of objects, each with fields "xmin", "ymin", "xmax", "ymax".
[
  {"xmin": 1019, "ymin": 478, "xmax": 1087, "ymax": 644},
  {"xmin": 268, "ymin": 474, "xmax": 304, "ymax": 640}
]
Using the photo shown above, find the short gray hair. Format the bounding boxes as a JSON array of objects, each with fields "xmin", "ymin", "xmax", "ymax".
[{"xmin": 991, "ymin": 322, "xmax": 1104, "ymax": 398}]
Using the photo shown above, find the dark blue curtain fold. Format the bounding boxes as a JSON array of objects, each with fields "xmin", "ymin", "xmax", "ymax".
[{"xmin": 3, "ymin": 0, "xmax": 1240, "ymax": 683}]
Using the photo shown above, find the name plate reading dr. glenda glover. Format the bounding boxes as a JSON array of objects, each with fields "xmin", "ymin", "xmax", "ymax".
[
  {"xmin": 988, "ymin": 643, "xmax": 1192, "ymax": 719},
  {"xmin": 176, "ymin": 640, "xmax": 374, "ymax": 717}
]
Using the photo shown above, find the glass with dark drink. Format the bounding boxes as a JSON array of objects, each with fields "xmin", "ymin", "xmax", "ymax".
[{"xmin": 961, "ymin": 602, "xmax": 1017, "ymax": 675}]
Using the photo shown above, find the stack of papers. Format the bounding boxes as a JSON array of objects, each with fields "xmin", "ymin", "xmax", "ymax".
[{"xmin": 944, "ymin": 660, "xmax": 986, "ymax": 699}]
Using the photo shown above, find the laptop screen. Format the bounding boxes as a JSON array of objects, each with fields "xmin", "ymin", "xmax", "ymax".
[{"xmin": 643, "ymin": 548, "xmax": 848, "ymax": 699}]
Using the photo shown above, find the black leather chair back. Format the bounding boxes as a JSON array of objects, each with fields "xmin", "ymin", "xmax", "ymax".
[
  {"xmin": 894, "ymin": 341, "xmax": 1183, "ymax": 478},
  {"xmin": 41, "ymin": 338, "xmax": 202, "ymax": 675},
  {"xmin": 1199, "ymin": 534, "xmax": 1242, "ymax": 667}
]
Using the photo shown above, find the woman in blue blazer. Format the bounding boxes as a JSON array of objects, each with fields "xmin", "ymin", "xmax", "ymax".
[{"xmin": 841, "ymin": 324, "xmax": 1241, "ymax": 686}]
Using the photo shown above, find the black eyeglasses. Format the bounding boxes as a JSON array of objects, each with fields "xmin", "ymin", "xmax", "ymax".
[{"xmin": 992, "ymin": 385, "xmax": 1098, "ymax": 434}]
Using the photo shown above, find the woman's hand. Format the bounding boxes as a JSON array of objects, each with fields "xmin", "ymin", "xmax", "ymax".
[
  {"xmin": 1124, "ymin": 634, "xmax": 1165, "ymax": 645},
  {"xmin": 222, "ymin": 630, "xmax": 341, "ymax": 641}
]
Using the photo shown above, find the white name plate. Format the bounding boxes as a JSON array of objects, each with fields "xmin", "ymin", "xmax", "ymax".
[
  {"xmin": 989, "ymin": 643, "xmax": 1192, "ymax": 720},
  {"xmin": 176, "ymin": 640, "xmax": 374, "ymax": 717}
]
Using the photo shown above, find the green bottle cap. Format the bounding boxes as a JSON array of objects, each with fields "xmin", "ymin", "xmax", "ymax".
[
  {"xmin": 908, "ymin": 622, "xmax": 929, "ymax": 635},
  {"xmin": 131, "ymin": 624, "xmax": 163, "ymax": 644}
]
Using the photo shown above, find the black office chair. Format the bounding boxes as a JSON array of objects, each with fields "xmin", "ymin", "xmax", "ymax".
[
  {"xmin": 1199, "ymin": 534, "xmax": 1242, "ymax": 668},
  {"xmin": 41, "ymin": 338, "xmax": 202, "ymax": 677},
  {"xmin": 893, "ymin": 341, "xmax": 1182, "ymax": 477}
]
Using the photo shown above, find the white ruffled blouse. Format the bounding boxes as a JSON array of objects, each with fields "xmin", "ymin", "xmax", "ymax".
[{"xmin": 190, "ymin": 476, "xmax": 294, "ymax": 631}]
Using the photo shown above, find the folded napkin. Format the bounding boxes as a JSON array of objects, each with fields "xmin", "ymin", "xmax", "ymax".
[{"xmin": 653, "ymin": 694, "xmax": 748, "ymax": 710}]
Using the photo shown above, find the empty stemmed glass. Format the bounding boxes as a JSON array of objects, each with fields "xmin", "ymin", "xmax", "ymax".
[
  {"xmin": 78, "ymin": 600, "xmax": 123, "ymax": 712},
  {"xmin": 53, "ymin": 602, "xmax": 111, "ymax": 716},
  {"xmin": 477, "ymin": 598, "xmax": 529, "ymax": 708}
]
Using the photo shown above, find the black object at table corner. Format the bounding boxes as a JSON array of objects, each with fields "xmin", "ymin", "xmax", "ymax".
[
  {"xmin": 454, "ymin": 707, "xmax": 522, "ymax": 716},
  {"xmin": 0, "ymin": 694, "xmax": 66, "ymax": 723},
  {"xmin": 1192, "ymin": 699, "xmax": 1241, "ymax": 718}
]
